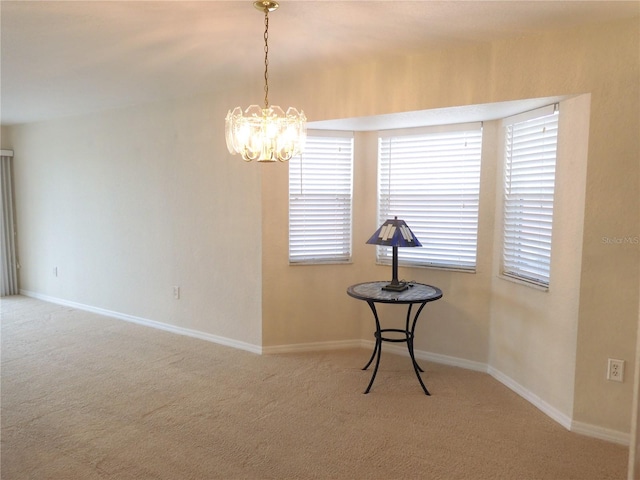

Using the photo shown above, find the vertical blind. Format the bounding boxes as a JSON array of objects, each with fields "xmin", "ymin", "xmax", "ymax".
[
  {"xmin": 1, "ymin": 151, "xmax": 18, "ymax": 296},
  {"xmin": 378, "ymin": 124, "xmax": 482, "ymax": 270},
  {"xmin": 502, "ymin": 104, "xmax": 559, "ymax": 286},
  {"xmin": 289, "ymin": 133, "xmax": 354, "ymax": 264}
]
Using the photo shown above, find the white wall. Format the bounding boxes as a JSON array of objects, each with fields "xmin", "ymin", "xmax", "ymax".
[{"xmin": 11, "ymin": 94, "xmax": 264, "ymax": 348}]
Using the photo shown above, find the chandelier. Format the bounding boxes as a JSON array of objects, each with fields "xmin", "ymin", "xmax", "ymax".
[{"xmin": 225, "ymin": 1, "xmax": 307, "ymax": 162}]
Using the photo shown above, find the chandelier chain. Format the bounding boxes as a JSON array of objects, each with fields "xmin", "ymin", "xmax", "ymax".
[{"xmin": 263, "ymin": 9, "xmax": 269, "ymax": 109}]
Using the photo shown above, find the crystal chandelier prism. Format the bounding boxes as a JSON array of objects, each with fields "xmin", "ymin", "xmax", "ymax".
[{"xmin": 225, "ymin": 1, "xmax": 307, "ymax": 163}]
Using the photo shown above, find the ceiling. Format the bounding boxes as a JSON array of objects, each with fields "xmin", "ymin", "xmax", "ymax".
[{"xmin": 1, "ymin": 1, "xmax": 638, "ymax": 126}]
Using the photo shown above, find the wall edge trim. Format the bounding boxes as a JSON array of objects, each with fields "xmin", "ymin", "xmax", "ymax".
[
  {"xmin": 262, "ymin": 339, "xmax": 363, "ymax": 354},
  {"xmin": 19, "ymin": 290, "xmax": 263, "ymax": 355},
  {"xmin": 488, "ymin": 366, "xmax": 630, "ymax": 446},
  {"xmin": 571, "ymin": 420, "xmax": 630, "ymax": 446},
  {"xmin": 488, "ymin": 365, "xmax": 573, "ymax": 429}
]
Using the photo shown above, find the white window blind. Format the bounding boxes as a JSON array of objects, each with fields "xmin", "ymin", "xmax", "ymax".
[
  {"xmin": 502, "ymin": 104, "xmax": 559, "ymax": 287},
  {"xmin": 378, "ymin": 123, "xmax": 482, "ymax": 271},
  {"xmin": 289, "ymin": 132, "xmax": 354, "ymax": 264}
]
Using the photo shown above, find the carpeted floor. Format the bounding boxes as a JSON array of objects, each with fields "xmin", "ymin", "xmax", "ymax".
[{"xmin": 1, "ymin": 295, "xmax": 629, "ymax": 479}]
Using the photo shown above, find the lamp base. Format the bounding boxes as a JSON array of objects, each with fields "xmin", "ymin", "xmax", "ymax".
[{"xmin": 382, "ymin": 281, "xmax": 409, "ymax": 292}]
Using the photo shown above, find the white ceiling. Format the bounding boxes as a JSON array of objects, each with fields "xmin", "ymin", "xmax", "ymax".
[{"xmin": 1, "ymin": 1, "xmax": 638, "ymax": 126}]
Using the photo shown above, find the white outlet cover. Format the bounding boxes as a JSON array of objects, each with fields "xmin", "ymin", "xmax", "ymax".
[{"xmin": 607, "ymin": 358, "xmax": 624, "ymax": 382}]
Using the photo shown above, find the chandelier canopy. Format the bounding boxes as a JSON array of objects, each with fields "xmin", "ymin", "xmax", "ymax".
[{"xmin": 225, "ymin": 1, "xmax": 307, "ymax": 163}]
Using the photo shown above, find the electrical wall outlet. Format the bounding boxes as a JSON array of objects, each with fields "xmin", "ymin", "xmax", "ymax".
[
  {"xmin": 607, "ymin": 358, "xmax": 624, "ymax": 382},
  {"xmin": 173, "ymin": 286, "xmax": 180, "ymax": 300}
]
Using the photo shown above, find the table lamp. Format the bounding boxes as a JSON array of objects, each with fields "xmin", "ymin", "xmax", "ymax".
[{"xmin": 367, "ymin": 216, "xmax": 422, "ymax": 291}]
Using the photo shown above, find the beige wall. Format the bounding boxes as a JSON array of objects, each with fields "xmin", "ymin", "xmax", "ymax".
[
  {"xmin": 630, "ymin": 291, "xmax": 640, "ymax": 478},
  {"xmin": 7, "ymin": 17, "xmax": 639, "ymax": 438},
  {"xmin": 261, "ymin": 18, "xmax": 639, "ymax": 433},
  {"xmin": 1, "ymin": 125, "xmax": 12, "ymax": 149},
  {"xmin": 572, "ymin": 20, "xmax": 640, "ymax": 433}
]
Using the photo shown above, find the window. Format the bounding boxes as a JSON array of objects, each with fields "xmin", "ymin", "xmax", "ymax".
[
  {"xmin": 502, "ymin": 104, "xmax": 559, "ymax": 287},
  {"xmin": 289, "ymin": 132, "xmax": 354, "ymax": 264},
  {"xmin": 377, "ymin": 123, "xmax": 483, "ymax": 271}
]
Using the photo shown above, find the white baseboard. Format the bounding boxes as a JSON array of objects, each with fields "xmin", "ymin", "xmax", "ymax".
[
  {"xmin": 415, "ymin": 347, "xmax": 488, "ymax": 373},
  {"xmin": 18, "ymin": 289, "xmax": 631, "ymax": 446},
  {"xmin": 362, "ymin": 339, "xmax": 488, "ymax": 372},
  {"xmin": 19, "ymin": 290, "xmax": 263, "ymax": 355},
  {"xmin": 571, "ymin": 420, "xmax": 630, "ymax": 446},
  {"xmin": 487, "ymin": 366, "xmax": 630, "ymax": 446},
  {"xmin": 262, "ymin": 339, "xmax": 363, "ymax": 354},
  {"xmin": 488, "ymin": 366, "xmax": 573, "ymax": 430}
]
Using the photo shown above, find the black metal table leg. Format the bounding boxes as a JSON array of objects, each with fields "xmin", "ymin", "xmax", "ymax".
[
  {"xmin": 411, "ymin": 357, "xmax": 431, "ymax": 395},
  {"xmin": 362, "ymin": 342, "xmax": 378, "ymax": 371},
  {"xmin": 362, "ymin": 301, "xmax": 379, "ymax": 370},
  {"xmin": 409, "ymin": 302, "xmax": 430, "ymax": 395},
  {"xmin": 405, "ymin": 304, "xmax": 424, "ymax": 373},
  {"xmin": 363, "ymin": 301, "xmax": 382, "ymax": 394},
  {"xmin": 364, "ymin": 331, "xmax": 383, "ymax": 394}
]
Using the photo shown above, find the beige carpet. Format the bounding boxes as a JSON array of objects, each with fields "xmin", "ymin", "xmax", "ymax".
[{"xmin": 1, "ymin": 296, "xmax": 628, "ymax": 480}]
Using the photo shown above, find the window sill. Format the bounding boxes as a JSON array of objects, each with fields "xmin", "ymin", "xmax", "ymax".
[
  {"xmin": 498, "ymin": 273, "xmax": 549, "ymax": 291},
  {"xmin": 289, "ymin": 260, "xmax": 353, "ymax": 266}
]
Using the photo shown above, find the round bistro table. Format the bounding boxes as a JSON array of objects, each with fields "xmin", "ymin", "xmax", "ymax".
[{"xmin": 347, "ymin": 281, "xmax": 443, "ymax": 395}]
